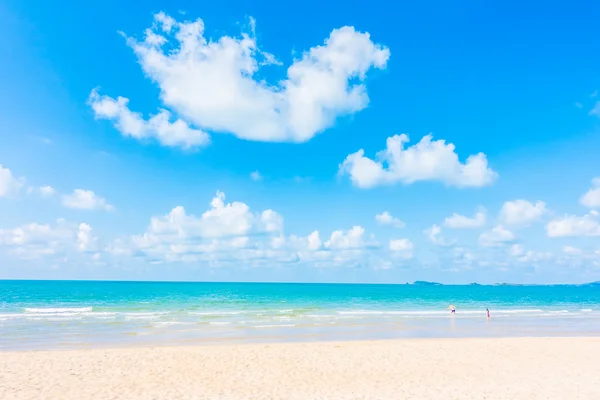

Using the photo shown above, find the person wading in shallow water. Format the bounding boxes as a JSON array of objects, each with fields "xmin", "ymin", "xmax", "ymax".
[
  {"xmin": 486, "ymin": 308, "xmax": 491, "ymax": 319},
  {"xmin": 448, "ymin": 304, "xmax": 456, "ymax": 314}
]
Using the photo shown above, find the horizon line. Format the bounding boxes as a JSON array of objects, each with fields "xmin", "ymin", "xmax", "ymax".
[{"xmin": 0, "ymin": 278, "xmax": 597, "ymax": 286}]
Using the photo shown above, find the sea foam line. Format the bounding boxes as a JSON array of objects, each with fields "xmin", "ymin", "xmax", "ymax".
[{"xmin": 24, "ymin": 307, "xmax": 93, "ymax": 313}]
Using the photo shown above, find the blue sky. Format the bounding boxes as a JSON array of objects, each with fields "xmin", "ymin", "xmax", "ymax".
[{"xmin": 1, "ymin": 0, "xmax": 600, "ymax": 283}]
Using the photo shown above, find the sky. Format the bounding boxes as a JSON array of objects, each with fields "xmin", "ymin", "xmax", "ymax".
[{"xmin": 1, "ymin": 0, "xmax": 600, "ymax": 284}]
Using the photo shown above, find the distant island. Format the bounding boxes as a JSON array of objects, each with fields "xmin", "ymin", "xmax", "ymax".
[
  {"xmin": 406, "ymin": 281, "xmax": 600, "ymax": 287},
  {"xmin": 412, "ymin": 281, "xmax": 442, "ymax": 286}
]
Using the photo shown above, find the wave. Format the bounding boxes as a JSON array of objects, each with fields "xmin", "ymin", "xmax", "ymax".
[
  {"xmin": 252, "ymin": 324, "xmax": 296, "ymax": 328},
  {"xmin": 24, "ymin": 307, "xmax": 93, "ymax": 313},
  {"xmin": 336, "ymin": 308, "xmax": 546, "ymax": 316},
  {"xmin": 189, "ymin": 311, "xmax": 243, "ymax": 316}
]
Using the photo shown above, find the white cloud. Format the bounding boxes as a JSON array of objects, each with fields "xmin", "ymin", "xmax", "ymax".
[
  {"xmin": 62, "ymin": 189, "xmax": 114, "ymax": 211},
  {"xmin": 325, "ymin": 226, "xmax": 372, "ymax": 250},
  {"xmin": 306, "ymin": 230, "xmax": 322, "ymax": 251},
  {"xmin": 0, "ymin": 219, "xmax": 94, "ymax": 259},
  {"xmin": 424, "ymin": 224, "xmax": 451, "ymax": 246},
  {"xmin": 479, "ymin": 225, "xmax": 515, "ymax": 247},
  {"xmin": 563, "ymin": 245, "xmax": 582, "ymax": 255},
  {"xmin": 39, "ymin": 185, "xmax": 56, "ymax": 197},
  {"xmin": 89, "ymin": 89, "xmax": 210, "ymax": 149},
  {"xmin": 389, "ymin": 238, "xmax": 413, "ymax": 258},
  {"xmin": 93, "ymin": 13, "xmax": 389, "ymax": 148},
  {"xmin": 339, "ymin": 134, "xmax": 497, "ymax": 189},
  {"xmin": 515, "ymin": 250, "xmax": 554, "ymax": 264},
  {"xmin": 509, "ymin": 244, "xmax": 524, "ymax": 256},
  {"xmin": 77, "ymin": 223, "xmax": 98, "ymax": 253},
  {"xmin": 580, "ymin": 178, "xmax": 600, "ymax": 208},
  {"xmin": 499, "ymin": 200, "xmax": 547, "ymax": 226},
  {"xmin": 143, "ymin": 191, "xmax": 281, "ymax": 240},
  {"xmin": 119, "ymin": 191, "xmax": 284, "ymax": 262},
  {"xmin": 375, "ymin": 211, "xmax": 405, "ymax": 228},
  {"xmin": 250, "ymin": 171, "xmax": 262, "ymax": 181},
  {"xmin": 547, "ymin": 212, "xmax": 600, "ymax": 237},
  {"xmin": 444, "ymin": 209, "xmax": 485, "ymax": 229},
  {"xmin": 590, "ymin": 101, "xmax": 600, "ymax": 117},
  {"xmin": 0, "ymin": 165, "xmax": 23, "ymax": 198},
  {"xmin": 112, "ymin": 190, "xmax": 380, "ymax": 267}
]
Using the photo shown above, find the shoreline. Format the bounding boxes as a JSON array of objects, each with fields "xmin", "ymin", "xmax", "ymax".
[
  {"xmin": 2, "ymin": 333, "xmax": 599, "ymax": 353},
  {"xmin": 2, "ymin": 337, "xmax": 599, "ymax": 399}
]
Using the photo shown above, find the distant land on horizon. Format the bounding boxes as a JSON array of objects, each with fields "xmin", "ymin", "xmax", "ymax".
[{"xmin": 0, "ymin": 279, "xmax": 599, "ymax": 287}]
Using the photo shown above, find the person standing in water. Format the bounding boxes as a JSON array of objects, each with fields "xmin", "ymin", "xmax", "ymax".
[
  {"xmin": 486, "ymin": 308, "xmax": 491, "ymax": 319},
  {"xmin": 448, "ymin": 304, "xmax": 456, "ymax": 314}
]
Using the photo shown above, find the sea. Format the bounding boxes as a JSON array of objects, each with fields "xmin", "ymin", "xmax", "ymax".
[{"xmin": 1, "ymin": 280, "xmax": 599, "ymax": 350}]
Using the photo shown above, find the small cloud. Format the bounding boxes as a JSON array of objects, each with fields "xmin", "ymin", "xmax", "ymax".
[
  {"xmin": 563, "ymin": 245, "xmax": 582, "ymax": 255},
  {"xmin": 250, "ymin": 171, "xmax": 262, "ymax": 181},
  {"xmin": 589, "ymin": 101, "xmax": 600, "ymax": 117},
  {"xmin": 389, "ymin": 238, "xmax": 413, "ymax": 259},
  {"xmin": 62, "ymin": 189, "xmax": 114, "ymax": 212},
  {"xmin": 39, "ymin": 186, "xmax": 56, "ymax": 197},
  {"xmin": 591, "ymin": 90, "xmax": 598, "ymax": 98},
  {"xmin": 375, "ymin": 211, "xmax": 405, "ymax": 228},
  {"xmin": 575, "ymin": 102, "xmax": 583, "ymax": 108},
  {"xmin": 293, "ymin": 176, "xmax": 311, "ymax": 183},
  {"xmin": 479, "ymin": 225, "xmax": 515, "ymax": 247},
  {"xmin": 424, "ymin": 224, "xmax": 452, "ymax": 246},
  {"xmin": 0, "ymin": 165, "xmax": 23, "ymax": 198},
  {"xmin": 443, "ymin": 208, "xmax": 486, "ymax": 229}
]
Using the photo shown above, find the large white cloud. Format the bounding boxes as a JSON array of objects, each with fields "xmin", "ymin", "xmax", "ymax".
[
  {"xmin": 546, "ymin": 211, "xmax": 600, "ymax": 237},
  {"xmin": 90, "ymin": 12, "xmax": 389, "ymax": 148},
  {"xmin": 580, "ymin": 178, "xmax": 600, "ymax": 208},
  {"xmin": 444, "ymin": 209, "xmax": 486, "ymax": 229},
  {"xmin": 478, "ymin": 225, "xmax": 515, "ymax": 247},
  {"xmin": 339, "ymin": 134, "xmax": 497, "ymax": 189},
  {"xmin": 0, "ymin": 219, "xmax": 97, "ymax": 259},
  {"xmin": 62, "ymin": 189, "xmax": 114, "ymax": 212},
  {"xmin": 499, "ymin": 199, "xmax": 547, "ymax": 226},
  {"xmin": 0, "ymin": 165, "xmax": 23, "ymax": 198}
]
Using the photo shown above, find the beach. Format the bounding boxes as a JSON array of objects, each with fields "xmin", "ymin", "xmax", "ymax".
[{"xmin": 2, "ymin": 337, "xmax": 599, "ymax": 399}]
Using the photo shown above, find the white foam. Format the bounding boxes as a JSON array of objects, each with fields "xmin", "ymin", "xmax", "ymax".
[
  {"xmin": 24, "ymin": 307, "xmax": 92, "ymax": 313},
  {"xmin": 153, "ymin": 321, "xmax": 193, "ymax": 327},
  {"xmin": 253, "ymin": 324, "xmax": 296, "ymax": 328},
  {"xmin": 189, "ymin": 311, "xmax": 243, "ymax": 316},
  {"xmin": 124, "ymin": 312, "xmax": 169, "ymax": 316},
  {"xmin": 337, "ymin": 309, "xmax": 545, "ymax": 316},
  {"xmin": 209, "ymin": 321, "xmax": 231, "ymax": 325},
  {"xmin": 1, "ymin": 311, "xmax": 116, "ymax": 319}
]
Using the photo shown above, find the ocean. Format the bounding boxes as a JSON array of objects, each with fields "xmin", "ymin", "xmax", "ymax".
[{"xmin": 1, "ymin": 280, "xmax": 599, "ymax": 350}]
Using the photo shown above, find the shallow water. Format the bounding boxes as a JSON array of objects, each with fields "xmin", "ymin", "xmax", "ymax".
[{"xmin": 1, "ymin": 280, "xmax": 599, "ymax": 350}]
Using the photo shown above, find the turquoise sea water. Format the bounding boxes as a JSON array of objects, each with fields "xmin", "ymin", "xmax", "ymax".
[{"xmin": 1, "ymin": 280, "xmax": 599, "ymax": 350}]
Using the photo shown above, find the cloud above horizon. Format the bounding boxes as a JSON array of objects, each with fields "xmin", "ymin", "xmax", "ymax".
[
  {"xmin": 339, "ymin": 134, "xmax": 497, "ymax": 188},
  {"xmin": 89, "ymin": 12, "xmax": 390, "ymax": 149}
]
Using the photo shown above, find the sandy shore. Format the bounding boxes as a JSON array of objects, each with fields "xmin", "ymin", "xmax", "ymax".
[{"xmin": 1, "ymin": 337, "xmax": 599, "ymax": 399}]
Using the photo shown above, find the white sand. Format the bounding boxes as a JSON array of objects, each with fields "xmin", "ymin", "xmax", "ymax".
[{"xmin": 1, "ymin": 337, "xmax": 599, "ymax": 399}]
